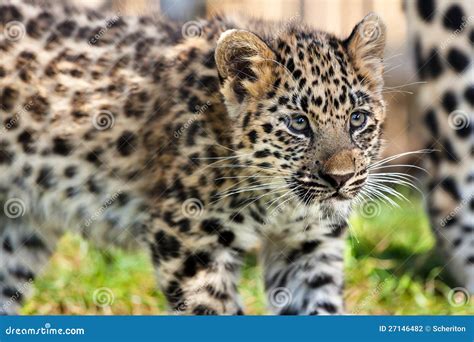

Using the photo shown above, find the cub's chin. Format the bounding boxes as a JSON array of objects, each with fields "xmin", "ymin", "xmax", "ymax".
[{"xmin": 320, "ymin": 197, "xmax": 353, "ymax": 217}]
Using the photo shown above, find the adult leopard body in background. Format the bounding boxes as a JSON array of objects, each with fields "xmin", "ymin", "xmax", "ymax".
[
  {"xmin": 0, "ymin": 0, "xmax": 388, "ymax": 314},
  {"xmin": 406, "ymin": 0, "xmax": 473, "ymax": 293}
]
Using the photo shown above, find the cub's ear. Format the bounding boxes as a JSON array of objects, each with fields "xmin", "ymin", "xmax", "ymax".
[
  {"xmin": 215, "ymin": 29, "xmax": 276, "ymax": 115},
  {"xmin": 344, "ymin": 13, "xmax": 386, "ymax": 91}
]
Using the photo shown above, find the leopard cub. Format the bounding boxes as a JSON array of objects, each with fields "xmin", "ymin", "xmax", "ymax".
[{"xmin": 0, "ymin": 0, "xmax": 386, "ymax": 315}]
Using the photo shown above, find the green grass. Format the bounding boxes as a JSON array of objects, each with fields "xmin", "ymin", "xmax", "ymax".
[{"xmin": 23, "ymin": 192, "xmax": 473, "ymax": 315}]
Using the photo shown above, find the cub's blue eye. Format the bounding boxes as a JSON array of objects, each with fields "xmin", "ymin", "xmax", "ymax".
[
  {"xmin": 350, "ymin": 111, "xmax": 368, "ymax": 130},
  {"xmin": 287, "ymin": 115, "xmax": 312, "ymax": 136}
]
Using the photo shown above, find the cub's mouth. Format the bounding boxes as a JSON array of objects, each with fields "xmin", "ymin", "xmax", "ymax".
[
  {"xmin": 328, "ymin": 192, "xmax": 354, "ymax": 200},
  {"xmin": 287, "ymin": 176, "xmax": 367, "ymax": 204}
]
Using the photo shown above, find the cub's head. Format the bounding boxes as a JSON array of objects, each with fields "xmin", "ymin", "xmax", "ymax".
[{"xmin": 215, "ymin": 14, "xmax": 386, "ymax": 207}]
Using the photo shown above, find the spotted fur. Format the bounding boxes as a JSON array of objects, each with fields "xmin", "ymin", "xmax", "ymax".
[
  {"xmin": 406, "ymin": 0, "xmax": 473, "ymax": 293},
  {"xmin": 0, "ymin": 0, "xmax": 387, "ymax": 314}
]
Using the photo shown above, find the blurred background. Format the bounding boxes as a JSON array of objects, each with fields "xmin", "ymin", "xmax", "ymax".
[{"xmin": 22, "ymin": 0, "xmax": 473, "ymax": 315}]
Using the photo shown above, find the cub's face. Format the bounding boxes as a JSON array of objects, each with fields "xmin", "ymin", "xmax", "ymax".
[{"xmin": 216, "ymin": 14, "xmax": 386, "ymax": 206}]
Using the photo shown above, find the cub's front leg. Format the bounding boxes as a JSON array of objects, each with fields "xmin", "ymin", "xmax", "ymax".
[
  {"xmin": 147, "ymin": 212, "xmax": 247, "ymax": 315},
  {"xmin": 261, "ymin": 221, "xmax": 347, "ymax": 315}
]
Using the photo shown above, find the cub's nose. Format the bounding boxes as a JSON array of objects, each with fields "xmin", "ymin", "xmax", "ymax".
[
  {"xmin": 321, "ymin": 149, "xmax": 355, "ymax": 188},
  {"xmin": 321, "ymin": 171, "xmax": 355, "ymax": 188}
]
